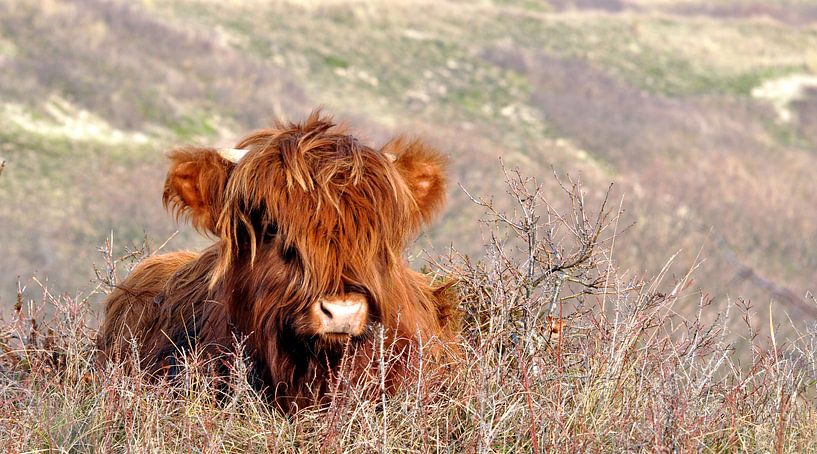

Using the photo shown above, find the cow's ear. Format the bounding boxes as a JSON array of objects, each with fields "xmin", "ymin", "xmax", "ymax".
[
  {"xmin": 163, "ymin": 147, "xmax": 236, "ymax": 235},
  {"xmin": 382, "ymin": 137, "xmax": 447, "ymax": 224}
]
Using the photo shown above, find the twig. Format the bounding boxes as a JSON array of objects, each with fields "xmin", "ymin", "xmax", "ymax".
[{"xmin": 380, "ymin": 323, "xmax": 387, "ymax": 454}]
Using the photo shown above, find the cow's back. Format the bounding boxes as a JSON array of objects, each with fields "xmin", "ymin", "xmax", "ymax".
[{"xmin": 97, "ymin": 251, "xmax": 199, "ymax": 365}]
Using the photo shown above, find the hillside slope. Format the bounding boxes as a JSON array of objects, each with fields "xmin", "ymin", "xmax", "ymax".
[{"xmin": 1, "ymin": 0, "xmax": 816, "ymax": 335}]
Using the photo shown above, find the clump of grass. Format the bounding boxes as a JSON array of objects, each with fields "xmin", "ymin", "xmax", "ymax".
[{"xmin": 2, "ymin": 170, "xmax": 816, "ymax": 452}]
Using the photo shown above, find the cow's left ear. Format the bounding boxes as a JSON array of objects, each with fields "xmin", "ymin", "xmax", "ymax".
[{"xmin": 382, "ymin": 137, "xmax": 447, "ymax": 225}]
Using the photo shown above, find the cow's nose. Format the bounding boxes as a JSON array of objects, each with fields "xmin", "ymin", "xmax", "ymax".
[{"xmin": 312, "ymin": 293, "xmax": 368, "ymax": 336}]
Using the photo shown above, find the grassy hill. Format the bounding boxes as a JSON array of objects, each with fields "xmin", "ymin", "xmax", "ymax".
[{"xmin": 2, "ymin": 0, "xmax": 816, "ymax": 333}]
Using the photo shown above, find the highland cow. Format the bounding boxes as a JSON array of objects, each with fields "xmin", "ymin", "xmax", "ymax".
[{"xmin": 97, "ymin": 111, "xmax": 459, "ymax": 412}]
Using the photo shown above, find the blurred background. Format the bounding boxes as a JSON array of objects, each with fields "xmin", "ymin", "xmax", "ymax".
[{"xmin": 0, "ymin": 0, "xmax": 815, "ymax": 339}]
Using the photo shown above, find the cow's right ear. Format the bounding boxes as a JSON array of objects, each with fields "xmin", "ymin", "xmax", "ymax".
[{"xmin": 163, "ymin": 147, "xmax": 236, "ymax": 235}]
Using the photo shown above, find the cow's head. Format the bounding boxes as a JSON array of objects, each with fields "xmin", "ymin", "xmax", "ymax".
[{"xmin": 163, "ymin": 112, "xmax": 447, "ymax": 349}]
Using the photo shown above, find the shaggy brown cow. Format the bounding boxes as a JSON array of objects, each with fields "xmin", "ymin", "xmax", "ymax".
[{"xmin": 97, "ymin": 111, "xmax": 458, "ymax": 411}]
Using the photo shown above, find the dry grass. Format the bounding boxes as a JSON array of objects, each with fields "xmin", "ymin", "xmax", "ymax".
[
  {"xmin": 2, "ymin": 2, "xmax": 817, "ymax": 448},
  {"xmin": 2, "ymin": 171, "xmax": 816, "ymax": 452}
]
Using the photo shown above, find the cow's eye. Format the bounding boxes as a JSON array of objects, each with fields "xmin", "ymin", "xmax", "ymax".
[
  {"xmin": 262, "ymin": 223, "xmax": 278, "ymax": 241},
  {"xmin": 282, "ymin": 245, "xmax": 299, "ymax": 263}
]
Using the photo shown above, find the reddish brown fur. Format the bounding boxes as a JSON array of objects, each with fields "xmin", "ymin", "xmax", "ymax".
[{"xmin": 97, "ymin": 111, "xmax": 458, "ymax": 412}]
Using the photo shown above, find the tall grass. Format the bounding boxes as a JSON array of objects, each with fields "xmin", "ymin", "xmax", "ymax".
[{"xmin": 1, "ymin": 171, "xmax": 816, "ymax": 452}]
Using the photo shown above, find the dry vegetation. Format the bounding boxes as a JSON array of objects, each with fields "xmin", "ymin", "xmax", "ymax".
[
  {"xmin": 2, "ymin": 0, "xmax": 817, "ymax": 451},
  {"xmin": 2, "ymin": 173, "xmax": 817, "ymax": 452}
]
